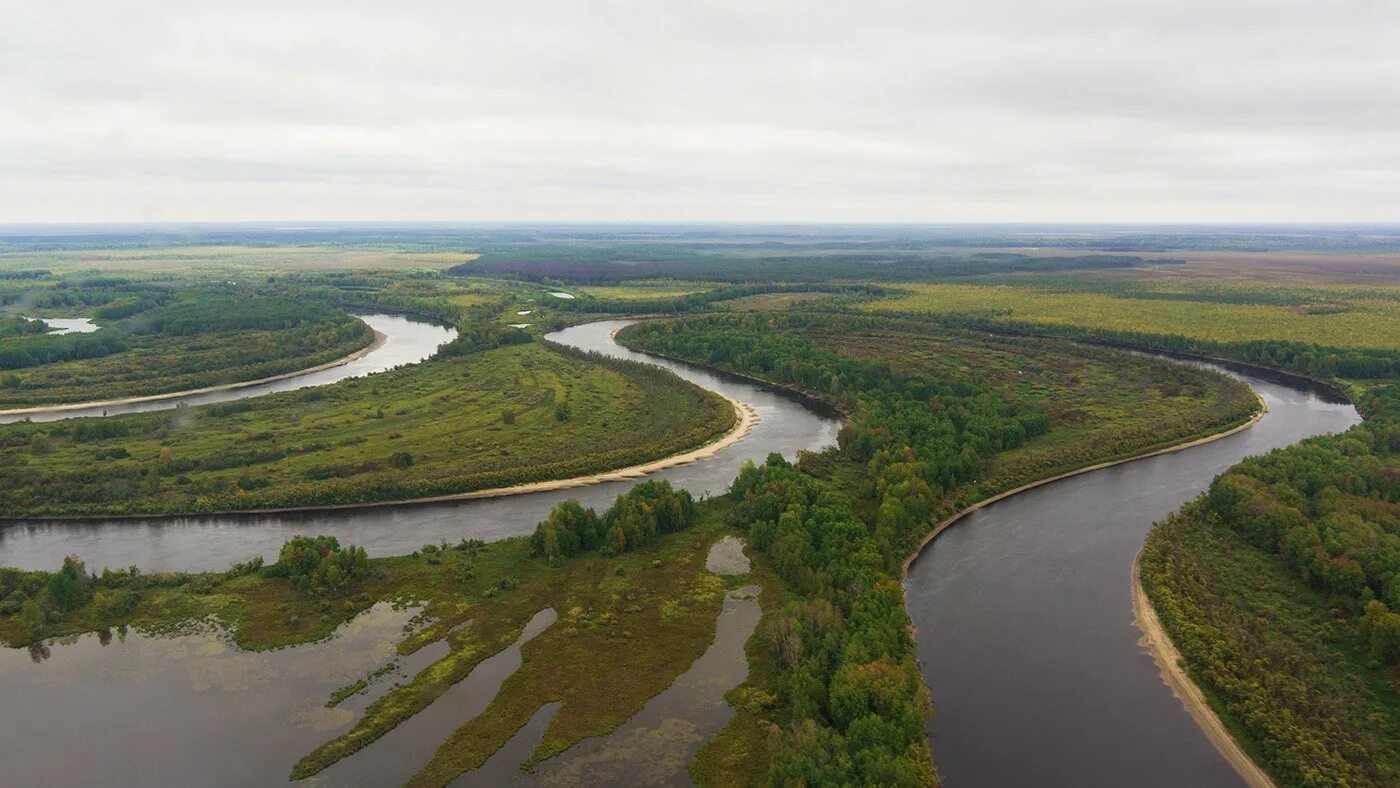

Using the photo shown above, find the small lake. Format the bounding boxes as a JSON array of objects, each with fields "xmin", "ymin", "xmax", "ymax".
[{"xmin": 28, "ymin": 316, "xmax": 99, "ymax": 335}]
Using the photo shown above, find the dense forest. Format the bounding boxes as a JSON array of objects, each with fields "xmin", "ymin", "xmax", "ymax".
[
  {"xmin": 620, "ymin": 313, "xmax": 1064, "ymax": 782},
  {"xmin": 932, "ymin": 313, "xmax": 1400, "ymax": 381},
  {"xmin": 448, "ymin": 248, "xmax": 1167, "ymax": 284},
  {"xmin": 1141, "ymin": 383, "xmax": 1400, "ymax": 786}
]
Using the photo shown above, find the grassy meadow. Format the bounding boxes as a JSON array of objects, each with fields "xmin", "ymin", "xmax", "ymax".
[
  {"xmin": 0, "ymin": 343, "xmax": 735, "ymax": 515},
  {"xmin": 866, "ymin": 281, "xmax": 1400, "ymax": 351}
]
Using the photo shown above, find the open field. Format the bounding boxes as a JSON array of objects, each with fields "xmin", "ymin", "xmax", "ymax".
[
  {"xmin": 866, "ymin": 282, "xmax": 1400, "ymax": 351},
  {"xmin": 0, "ymin": 245, "xmax": 479, "ymax": 274},
  {"xmin": 0, "ymin": 343, "xmax": 735, "ymax": 515},
  {"xmin": 579, "ymin": 282, "xmax": 716, "ymax": 300}
]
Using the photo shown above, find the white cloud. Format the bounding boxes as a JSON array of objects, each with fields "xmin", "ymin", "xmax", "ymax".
[{"xmin": 1, "ymin": 0, "xmax": 1397, "ymax": 222}]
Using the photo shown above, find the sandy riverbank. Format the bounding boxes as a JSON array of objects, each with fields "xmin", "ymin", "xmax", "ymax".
[
  {"xmin": 898, "ymin": 392, "xmax": 1272, "ymax": 783},
  {"xmin": 0, "ymin": 330, "xmax": 386, "ymax": 418},
  {"xmin": 2, "ymin": 392, "xmax": 756, "ymax": 521},
  {"xmin": 1132, "ymin": 555, "xmax": 1277, "ymax": 788}
]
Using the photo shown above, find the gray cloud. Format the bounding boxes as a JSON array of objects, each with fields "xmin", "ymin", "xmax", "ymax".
[{"xmin": 1, "ymin": 0, "xmax": 1397, "ymax": 222}]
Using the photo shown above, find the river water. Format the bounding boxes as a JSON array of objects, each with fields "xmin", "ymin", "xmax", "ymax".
[
  {"xmin": 0, "ymin": 319, "xmax": 840, "ymax": 572},
  {"xmin": 0, "ymin": 314, "xmax": 1364, "ymax": 786},
  {"xmin": 0, "ymin": 314, "xmax": 457, "ymax": 424},
  {"xmin": 904, "ymin": 370, "xmax": 1360, "ymax": 787}
]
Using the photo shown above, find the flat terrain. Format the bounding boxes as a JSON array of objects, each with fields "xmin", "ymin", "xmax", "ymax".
[
  {"xmin": 0, "ymin": 322, "xmax": 374, "ymax": 409},
  {"xmin": 792, "ymin": 320, "xmax": 1261, "ymax": 495},
  {"xmin": 0, "ymin": 343, "xmax": 735, "ymax": 515},
  {"xmin": 0, "ymin": 245, "xmax": 479, "ymax": 274},
  {"xmin": 866, "ymin": 281, "xmax": 1400, "ymax": 351}
]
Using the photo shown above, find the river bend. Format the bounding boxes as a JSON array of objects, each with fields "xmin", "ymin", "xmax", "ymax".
[
  {"xmin": 0, "ymin": 319, "xmax": 840, "ymax": 572},
  {"xmin": 904, "ymin": 366, "xmax": 1359, "ymax": 786}
]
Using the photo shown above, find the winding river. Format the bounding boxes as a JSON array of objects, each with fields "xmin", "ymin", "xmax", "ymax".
[
  {"xmin": 0, "ymin": 314, "xmax": 456, "ymax": 425},
  {"xmin": 0, "ymin": 313, "xmax": 1364, "ymax": 785},
  {"xmin": 905, "ymin": 369, "xmax": 1359, "ymax": 786},
  {"xmin": 0, "ymin": 319, "xmax": 840, "ymax": 572}
]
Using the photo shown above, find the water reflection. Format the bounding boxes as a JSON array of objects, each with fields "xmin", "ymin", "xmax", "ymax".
[{"xmin": 0, "ymin": 603, "xmax": 422, "ymax": 786}]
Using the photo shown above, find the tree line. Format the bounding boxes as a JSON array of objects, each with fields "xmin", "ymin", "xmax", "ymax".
[
  {"xmin": 530, "ymin": 479, "xmax": 697, "ymax": 564},
  {"xmin": 618, "ymin": 313, "xmax": 1072, "ymax": 783}
]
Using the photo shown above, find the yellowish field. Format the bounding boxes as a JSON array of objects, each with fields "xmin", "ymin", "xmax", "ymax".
[
  {"xmin": 867, "ymin": 283, "xmax": 1400, "ymax": 350},
  {"xmin": 0, "ymin": 246, "xmax": 479, "ymax": 273},
  {"xmin": 579, "ymin": 283, "xmax": 713, "ymax": 300}
]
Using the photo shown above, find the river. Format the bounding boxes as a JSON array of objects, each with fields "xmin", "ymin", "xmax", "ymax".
[
  {"xmin": 904, "ymin": 368, "xmax": 1360, "ymax": 786},
  {"xmin": 0, "ymin": 319, "xmax": 840, "ymax": 572},
  {"xmin": 0, "ymin": 314, "xmax": 1363, "ymax": 785},
  {"xmin": 0, "ymin": 314, "xmax": 457, "ymax": 424}
]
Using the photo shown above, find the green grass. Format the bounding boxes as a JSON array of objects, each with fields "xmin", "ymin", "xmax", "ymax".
[
  {"xmin": 0, "ymin": 342, "xmax": 736, "ymax": 515},
  {"xmin": 866, "ymin": 281, "xmax": 1400, "ymax": 351},
  {"xmin": 580, "ymin": 283, "xmax": 714, "ymax": 300},
  {"xmin": 0, "ymin": 245, "xmax": 479, "ymax": 274},
  {"xmin": 400, "ymin": 508, "xmax": 743, "ymax": 786},
  {"xmin": 751, "ymin": 318, "xmax": 1260, "ymax": 499},
  {"xmin": 0, "ymin": 322, "xmax": 374, "ymax": 408}
]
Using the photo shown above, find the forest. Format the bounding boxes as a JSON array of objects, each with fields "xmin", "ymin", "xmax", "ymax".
[
  {"xmin": 1140, "ymin": 383, "xmax": 1400, "ymax": 786},
  {"xmin": 0, "ymin": 287, "xmax": 375, "ymax": 407},
  {"xmin": 618, "ymin": 311, "xmax": 1261, "ymax": 783}
]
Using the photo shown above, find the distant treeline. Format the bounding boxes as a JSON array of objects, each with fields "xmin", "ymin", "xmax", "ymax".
[
  {"xmin": 553, "ymin": 283, "xmax": 889, "ymax": 314},
  {"xmin": 0, "ymin": 290, "xmax": 368, "ymax": 373},
  {"xmin": 0, "ymin": 269, "xmax": 50, "ymax": 281},
  {"xmin": 448, "ymin": 247, "xmax": 1165, "ymax": 284},
  {"xmin": 932, "ymin": 314, "xmax": 1400, "ymax": 380}
]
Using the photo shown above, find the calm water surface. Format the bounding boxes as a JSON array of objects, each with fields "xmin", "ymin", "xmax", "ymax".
[
  {"xmin": 0, "ymin": 313, "xmax": 456, "ymax": 424},
  {"xmin": 0, "ymin": 315, "xmax": 1362, "ymax": 786},
  {"xmin": 905, "ymin": 370, "xmax": 1360, "ymax": 787},
  {"xmin": 0, "ymin": 319, "xmax": 839, "ymax": 572}
]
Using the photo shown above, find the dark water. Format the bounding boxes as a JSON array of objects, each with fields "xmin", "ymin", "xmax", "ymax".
[
  {"xmin": 0, "ymin": 314, "xmax": 457, "ymax": 424},
  {"xmin": 0, "ymin": 320, "xmax": 839, "ymax": 572},
  {"xmin": 904, "ymin": 372, "xmax": 1361, "ymax": 787},
  {"xmin": 316, "ymin": 608, "xmax": 558, "ymax": 787},
  {"xmin": 0, "ymin": 603, "xmax": 421, "ymax": 786}
]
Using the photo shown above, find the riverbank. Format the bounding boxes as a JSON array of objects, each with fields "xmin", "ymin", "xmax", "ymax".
[
  {"xmin": 0, "ymin": 329, "xmax": 386, "ymax": 418},
  {"xmin": 0, "ymin": 392, "xmax": 756, "ymax": 523},
  {"xmin": 899, "ymin": 390, "xmax": 1268, "ymax": 584},
  {"xmin": 1131, "ymin": 553, "xmax": 1277, "ymax": 788}
]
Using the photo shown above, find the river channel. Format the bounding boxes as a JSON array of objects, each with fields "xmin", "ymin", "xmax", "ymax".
[
  {"xmin": 0, "ymin": 314, "xmax": 1364, "ymax": 785},
  {"xmin": 0, "ymin": 319, "xmax": 840, "ymax": 571},
  {"xmin": 904, "ymin": 367, "xmax": 1359, "ymax": 786}
]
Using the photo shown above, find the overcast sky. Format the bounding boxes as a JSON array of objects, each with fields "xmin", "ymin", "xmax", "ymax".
[{"xmin": 3, "ymin": 0, "xmax": 1397, "ymax": 223}]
